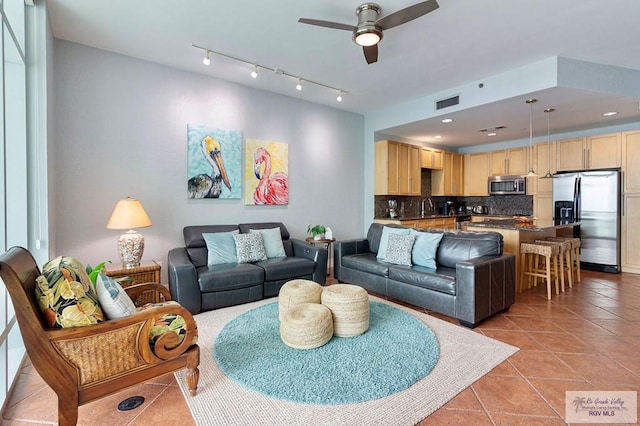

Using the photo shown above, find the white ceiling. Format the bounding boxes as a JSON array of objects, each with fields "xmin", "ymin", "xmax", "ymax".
[{"xmin": 46, "ymin": 0, "xmax": 640, "ymax": 149}]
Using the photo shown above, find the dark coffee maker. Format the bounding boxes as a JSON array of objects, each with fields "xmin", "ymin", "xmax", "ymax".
[{"xmin": 554, "ymin": 201, "xmax": 573, "ymax": 223}]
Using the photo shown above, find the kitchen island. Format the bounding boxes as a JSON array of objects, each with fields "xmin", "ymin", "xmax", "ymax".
[{"xmin": 466, "ymin": 219, "xmax": 580, "ymax": 292}]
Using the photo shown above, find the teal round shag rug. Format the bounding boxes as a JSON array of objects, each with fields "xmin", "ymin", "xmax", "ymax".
[{"xmin": 213, "ymin": 301, "xmax": 440, "ymax": 404}]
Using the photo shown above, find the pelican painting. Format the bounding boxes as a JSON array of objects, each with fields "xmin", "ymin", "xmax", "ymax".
[
  {"xmin": 245, "ymin": 139, "xmax": 289, "ymax": 205},
  {"xmin": 187, "ymin": 124, "xmax": 241, "ymax": 199}
]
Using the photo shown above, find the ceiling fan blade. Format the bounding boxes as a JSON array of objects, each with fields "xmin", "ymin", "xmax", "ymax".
[
  {"xmin": 377, "ymin": 0, "xmax": 439, "ymax": 30},
  {"xmin": 298, "ymin": 18, "xmax": 356, "ymax": 31},
  {"xmin": 363, "ymin": 45, "xmax": 378, "ymax": 64}
]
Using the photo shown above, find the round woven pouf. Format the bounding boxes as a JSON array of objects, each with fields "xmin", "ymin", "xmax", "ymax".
[
  {"xmin": 321, "ymin": 284, "xmax": 370, "ymax": 337},
  {"xmin": 279, "ymin": 303, "xmax": 333, "ymax": 350},
  {"xmin": 278, "ymin": 279, "xmax": 322, "ymax": 321}
]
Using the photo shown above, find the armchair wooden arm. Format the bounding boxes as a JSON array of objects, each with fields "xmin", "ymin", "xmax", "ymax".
[{"xmin": 0, "ymin": 247, "xmax": 200, "ymax": 426}]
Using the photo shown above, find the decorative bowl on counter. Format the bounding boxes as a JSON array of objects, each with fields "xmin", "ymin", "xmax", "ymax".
[{"xmin": 513, "ymin": 216, "xmax": 537, "ymax": 223}]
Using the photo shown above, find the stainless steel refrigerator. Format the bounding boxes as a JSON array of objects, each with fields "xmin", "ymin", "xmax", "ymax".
[{"xmin": 552, "ymin": 169, "xmax": 621, "ymax": 273}]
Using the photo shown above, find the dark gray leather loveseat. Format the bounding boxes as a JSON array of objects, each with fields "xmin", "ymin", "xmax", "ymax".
[
  {"xmin": 168, "ymin": 222, "xmax": 327, "ymax": 314},
  {"xmin": 334, "ymin": 223, "xmax": 515, "ymax": 327}
]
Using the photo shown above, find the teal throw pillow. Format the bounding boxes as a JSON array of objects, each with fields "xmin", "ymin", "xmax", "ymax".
[
  {"xmin": 410, "ymin": 230, "xmax": 444, "ymax": 269},
  {"xmin": 376, "ymin": 226, "xmax": 411, "ymax": 261},
  {"xmin": 203, "ymin": 230, "xmax": 239, "ymax": 265},
  {"xmin": 249, "ymin": 227, "xmax": 286, "ymax": 258}
]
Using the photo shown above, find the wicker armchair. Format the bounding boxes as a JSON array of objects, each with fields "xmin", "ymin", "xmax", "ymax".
[{"xmin": 0, "ymin": 247, "xmax": 200, "ymax": 426}]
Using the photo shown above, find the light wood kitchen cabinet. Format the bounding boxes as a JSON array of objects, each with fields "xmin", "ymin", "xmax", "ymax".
[
  {"xmin": 528, "ymin": 141, "xmax": 556, "ymax": 195},
  {"xmin": 464, "ymin": 152, "xmax": 489, "ymax": 196},
  {"xmin": 533, "ymin": 195, "xmax": 553, "ymax": 221},
  {"xmin": 375, "ymin": 217, "xmax": 456, "ymax": 230},
  {"xmin": 489, "ymin": 147, "xmax": 529, "ymax": 176},
  {"xmin": 374, "ymin": 140, "xmax": 421, "ymax": 195},
  {"xmin": 432, "ymin": 151, "xmax": 463, "ymax": 196},
  {"xmin": 621, "ymin": 130, "xmax": 640, "ymax": 273},
  {"xmin": 556, "ymin": 133, "xmax": 621, "ymax": 171},
  {"xmin": 421, "ymin": 148, "xmax": 443, "ymax": 169}
]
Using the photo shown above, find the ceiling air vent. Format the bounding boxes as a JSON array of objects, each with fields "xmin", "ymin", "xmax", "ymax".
[{"xmin": 435, "ymin": 95, "xmax": 460, "ymax": 110}]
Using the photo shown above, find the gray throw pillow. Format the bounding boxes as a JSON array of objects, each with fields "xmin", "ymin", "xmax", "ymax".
[
  {"xmin": 384, "ymin": 233, "xmax": 415, "ymax": 266},
  {"xmin": 233, "ymin": 233, "xmax": 268, "ymax": 263}
]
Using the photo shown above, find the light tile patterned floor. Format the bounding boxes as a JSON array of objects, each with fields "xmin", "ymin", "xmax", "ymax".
[{"xmin": 3, "ymin": 269, "xmax": 639, "ymax": 425}]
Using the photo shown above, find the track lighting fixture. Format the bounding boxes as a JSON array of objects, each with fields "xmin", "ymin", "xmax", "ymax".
[{"xmin": 192, "ymin": 44, "xmax": 347, "ymax": 102}]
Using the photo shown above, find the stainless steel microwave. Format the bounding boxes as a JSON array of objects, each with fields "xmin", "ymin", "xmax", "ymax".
[{"xmin": 488, "ymin": 175, "xmax": 526, "ymax": 195}]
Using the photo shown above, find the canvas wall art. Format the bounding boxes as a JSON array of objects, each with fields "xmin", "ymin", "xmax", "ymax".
[
  {"xmin": 244, "ymin": 139, "xmax": 289, "ymax": 205},
  {"xmin": 187, "ymin": 124, "xmax": 242, "ymax": 199}
]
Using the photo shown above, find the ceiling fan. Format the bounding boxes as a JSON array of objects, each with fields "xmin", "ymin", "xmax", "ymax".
[{"xmin": 298, "ymin": 1, "xmax": 439, "ymax": 64}]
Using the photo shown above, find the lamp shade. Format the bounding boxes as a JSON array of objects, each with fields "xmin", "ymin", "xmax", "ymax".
[{"xmin": 106, "ymin": 197, "xmax": 152, "ymax": 230}]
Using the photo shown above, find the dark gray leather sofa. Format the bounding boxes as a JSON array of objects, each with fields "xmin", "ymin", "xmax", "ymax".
[
  {"xmin": 168, "ymin": 222, "xmax": 327, "ymax": 314},
  {"xmin": 334, "ymin": 223, "xmax": 515, "ymax": 327}
]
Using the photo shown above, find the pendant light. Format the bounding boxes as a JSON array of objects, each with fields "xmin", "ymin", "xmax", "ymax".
[
  {"xmin": 524, "ymin": 98, "xmax": 538, "ymax": 177},
  {"xmin": 540, "ymin": 108, "xmax": 555, "ymax": 179}
]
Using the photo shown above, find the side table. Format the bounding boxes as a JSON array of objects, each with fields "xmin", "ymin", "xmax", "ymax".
[
  {"xmin": 103, "ymin": 260, "xmax": 161, "ymax": 287},
  {"xmin": 305, "ymin": 237, "xmax": 336, "ymax": 277}
]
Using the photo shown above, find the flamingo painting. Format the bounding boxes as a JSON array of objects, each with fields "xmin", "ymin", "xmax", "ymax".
[{"xmin": 252, "ymin": 146, "xmax": 289, "ymax": 205}]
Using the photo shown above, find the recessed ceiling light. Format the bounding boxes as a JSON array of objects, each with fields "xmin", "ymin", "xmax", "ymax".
[
  {"xmin": 487, "ymin": 132, "xmax": 497, "ymax": 137},
  {"xmin": 434, "ymin": 135, "xmax": 442, "ymax": 139},
  {"xmin": 441, "ymin": 118, "xmax": 454, "ymax": 123},
  {"xmin": 602, "ymin": 111, "xmax": 618, "ymax": 117}
]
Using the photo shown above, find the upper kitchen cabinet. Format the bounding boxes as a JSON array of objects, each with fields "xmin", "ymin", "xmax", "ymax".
[
  {"xmin": 528, "ymin": 141, "xmax": 556, "ymax": 195},
  {"xmin": 489, "ymin": 147, "xmax": 529, "ymax": 176},
  {"xmin": 421, "ymin": 147, "xmax": 443, "ymax": 169},
  {"xmin": 556, "ymin": 133, "xmax": 621, "ymax": 171},
  {"xmin": 464, "ymin": 152, "xmax": 489, "ymax": 196},
  {"xmin": 622, "ymin": 130, "xmax": 640, "ymax": 193},
  {"xmin": 432, "ymin": 151, "xmax": 463, "ymax": 196},
  {"xmin": 374, "ymin": 140, "xmax": 421, "ymax": 196}
]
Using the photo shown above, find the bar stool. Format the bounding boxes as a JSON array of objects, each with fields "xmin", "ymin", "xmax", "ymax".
[
  {"xmin": 520, "ymin": 242, "xmax": 560, "ymax": 300},
  {"xmin": 535, "ymin": 239, "xmax": 573, "ymax": 292},
  {"xmin": 545, "ymin": 237, "xmax": 581, "ymax": 284}
]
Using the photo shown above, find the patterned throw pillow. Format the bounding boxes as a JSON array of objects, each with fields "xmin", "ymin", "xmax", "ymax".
[
  {"xmin": 384, "ymin": 233, "xmax": 416, "ymax": 266},
  {"xmin": 138, "ymin": 301, "xmax": 199, "ymax": 355},
  {"xmin": 376, "ymin": 226, "xmax": 411, "ymax": 261},
  {"xmin": 233, "ymin": 233, "xmax": 268, "ymax": 263},
  {"xmin": 35, "ymin": 256, "xmax": 105, "ymax": 328},
  {"xmin": 96, "ymin": 273, "xmax": 137, "ymax": 319}
]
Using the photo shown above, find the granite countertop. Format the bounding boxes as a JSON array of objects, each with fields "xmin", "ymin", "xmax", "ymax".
[
  {"xmin": 374, "ymin": 214, "xmax": 455, "ymax": 221},
  {"xmin": 467, "ymin": 219, "xmax": 581, "ymax": 232}
]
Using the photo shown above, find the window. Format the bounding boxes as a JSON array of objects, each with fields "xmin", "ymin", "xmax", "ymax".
[{"xmin": 1, "ymin": 0, "xmax": 28, "ymax": 409}]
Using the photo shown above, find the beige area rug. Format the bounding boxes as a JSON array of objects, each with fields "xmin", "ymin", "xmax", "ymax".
[{"xmin": 175, "ymin": 296, "xmax": 518, "ymax": 426}]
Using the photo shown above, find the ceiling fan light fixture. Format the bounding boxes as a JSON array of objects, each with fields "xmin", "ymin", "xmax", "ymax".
[{"xmin": 353, "ymin": 28, "xmax": 382, "ymax": 46}]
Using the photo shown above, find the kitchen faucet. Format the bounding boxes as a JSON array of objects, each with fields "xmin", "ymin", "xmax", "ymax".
[{"xmin": 428, "ymin": 198, "xmax": 434, "ymax": 211}]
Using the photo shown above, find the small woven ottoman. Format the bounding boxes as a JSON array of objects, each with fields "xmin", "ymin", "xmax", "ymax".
[
  {"xmin": 279, "ymin": 303, "xmax": 333, "ymax": 349},
  {"xmin": 278, "ymin": 279, "xmax": 322, "ymax": 321},
  {"xmin": 321, "ymin": 284, "xmax": 370, "ymax": 337}
]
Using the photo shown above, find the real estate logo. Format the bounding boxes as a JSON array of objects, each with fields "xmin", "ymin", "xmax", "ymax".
[{"xmin": 566, "ymin": 391, "xmax": 637, "ymax": 423}]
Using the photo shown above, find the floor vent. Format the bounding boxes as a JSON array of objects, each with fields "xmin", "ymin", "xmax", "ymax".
[{"xmin": 436, "ymin": 95, "xmax": 460, "ymax": 110}]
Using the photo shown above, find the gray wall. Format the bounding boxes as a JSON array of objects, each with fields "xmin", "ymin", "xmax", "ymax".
[{"xmin": 53, "ymin": 40, "xmax": 364, "ymax": 281}]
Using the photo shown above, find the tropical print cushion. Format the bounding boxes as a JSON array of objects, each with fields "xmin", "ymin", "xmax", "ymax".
[
  {"xmin": 35, "ymin": 256, "xmax": 105, "ymax": 328},
  {"xmin": 138, "ymin": 301, "xmax": 198, "ymax": 355}
]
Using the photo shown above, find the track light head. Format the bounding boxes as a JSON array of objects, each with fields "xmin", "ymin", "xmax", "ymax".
[
  {"xmin": 250, "ymin": 66, "xmax": 258, "ymax": 79},
  {"xmin": 336, "ymin": 91, "xmax": 343, "ymax": 102},
  {"xmin": 296, "ymin": 79, "xmax": 303, "ymax": 91},
  {"xmin": 202, "ymin": 50, "xmax": 210, "ymax": 66}
]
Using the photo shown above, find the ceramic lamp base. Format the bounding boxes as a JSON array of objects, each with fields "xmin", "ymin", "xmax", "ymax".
[{"xmin": 117, "ymin": 229, "xmax": 145, "ymax": 268}]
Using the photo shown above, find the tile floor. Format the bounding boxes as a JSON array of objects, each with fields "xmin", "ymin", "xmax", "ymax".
[{"xmin": 2, "ymin": 269, "xmax": 639, "ymax": 425}]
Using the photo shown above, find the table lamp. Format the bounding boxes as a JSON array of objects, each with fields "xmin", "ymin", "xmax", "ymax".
[{"xmin": 106, "ymin": 197, "xmax": 152, "ymax": 268}]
